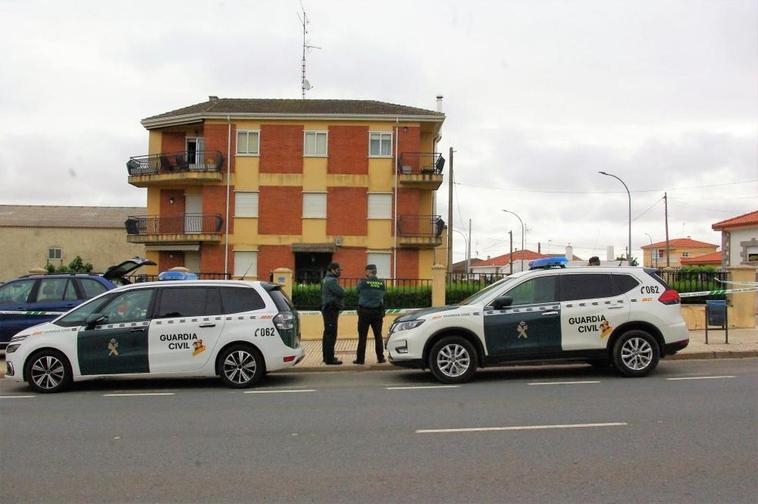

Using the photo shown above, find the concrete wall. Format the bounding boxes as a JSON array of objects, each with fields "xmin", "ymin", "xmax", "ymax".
[
  {"xmin": 0, "ymin": 226, "xmax": 145, "ymax": 281},
  {"xmin": 728, "ymin": 228, "xmax": 757, "ymax": 266}
]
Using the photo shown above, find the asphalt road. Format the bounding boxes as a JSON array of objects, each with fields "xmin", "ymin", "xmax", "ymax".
[{"xmin": 1, "ymin": 359, "xmax": 756, "ymax": 503}]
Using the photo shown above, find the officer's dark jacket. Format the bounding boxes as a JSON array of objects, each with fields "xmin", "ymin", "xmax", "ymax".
[
  {"xmin": 321, "ymin": 273, "xmax": 345, "ymax": 310},
  {"xmin": 356, "ymin": 276, "xmax": 385, "ymax": 309}
]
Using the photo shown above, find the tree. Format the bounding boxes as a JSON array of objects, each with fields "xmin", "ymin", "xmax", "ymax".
[{"xmin": 46, "ymin": 255, "xmax": 94, "ymax": 274}]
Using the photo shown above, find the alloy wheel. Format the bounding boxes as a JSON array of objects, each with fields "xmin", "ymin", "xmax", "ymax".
[
  {"xmin": 436, "ymin": 343, "xmax": 471, "ymax": 378},
  {"xmin": 223, "ymin": 350, "xmax": 257, "ymax": 385},
  {"xmin": 30, "ymin": 355, "xmax": 65, "ymax": 391},
  {"xmin": 620, "ymin": 337, "xmax": 653, "ymax": 371}
]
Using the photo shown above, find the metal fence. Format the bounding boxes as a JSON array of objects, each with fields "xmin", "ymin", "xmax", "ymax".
[
  {"xmin": 292, "ymin": 278, "xmax": 432, "ymax": 310},
  {"xmin": 125, "ymin": 214, "xmax": 224, "ymax": 235},
  {"xmin": 659, "ymin": 269, "xmax": 729, "ymax": 304},
  {"xmin": 126, "ymin": 150, "xmax": 224, "ymax": 175}
]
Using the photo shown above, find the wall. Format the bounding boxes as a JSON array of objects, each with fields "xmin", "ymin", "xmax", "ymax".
[
  {"xmin": 0, "ymin": 227, "xmax": 145, "ymax": 281},
  {"xmin": 729, "ymin": 228, "xmax": 757, "ymax": 266}
]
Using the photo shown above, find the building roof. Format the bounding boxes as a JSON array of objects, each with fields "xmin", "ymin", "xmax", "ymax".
[
  {"xmin": 142, "ymin": 98, "xmax": 445, "ymax": 128},
  {"xmin": 640, "ymin": 237, "xmax": 719, "ymax": 249},
  {"xmin": 680, "ymin": 251, "xmax": 724, "ymax": 265},
  {"xmin": 474, "ymin": 250, "xmax": 545, "ymax": 267},
  {"xmin": 712, "ymin": 210, "xmax": 758, "ymax": 230},
  {"xmin": 0, "ymin": 205, "xmax": 145, "ymax": 229}
]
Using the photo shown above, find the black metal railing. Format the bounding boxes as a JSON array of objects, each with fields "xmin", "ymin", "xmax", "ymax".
[
  {"xmin": 131, "ymin": 272, "xmax": 232, "ymax": 283},
  {"xmin": 125, "ymin": 214, "xmax": 224, "ymax": 235},
  {"xmin": 397, "ymin": 152, "xmax": 444, "ymax": 175},
  {"xmin": 126, "ymin": 150, "xmax": 225, "ymax": 176},
  {"xmin": 398, "ymin": 215, "xmax": 444, "ymax": 238},
  {"xmin": 659, "ymin": 269, "xmax": 729, "ymax": 304}
]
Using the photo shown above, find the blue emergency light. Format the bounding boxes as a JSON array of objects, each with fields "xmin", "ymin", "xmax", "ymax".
[
  {"xmin": 158, "ymin": 270, "xmax": 199, "ymax": 281},
  {"xmin": 528, "ymin": 256, "xmax": 568, "ymax": 270}
]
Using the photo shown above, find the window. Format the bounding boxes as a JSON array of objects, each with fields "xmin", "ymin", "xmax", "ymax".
[
  {"xmin": 268, "ymin": 288, "xmax": 294, "ymax": 312},
  {"xmin": 0, "ymin": 279, "xmax": 35, "ymax": 304},
  {"xmin": 504, "ymin": 276, "xmax": 559, "ymax": 306},
  {"xmin": 657, "ymin": 249, "xmax": 665, "ymax": 259},
  {"xmin": 79, "ymin": 279, "xmax": 109, "ymax": 299},
  {"xmin": 99, "ymin": 289, "xmax": 155, "ymax": 324},
  {"xmin": 55, "ymin": 294, "xmax": 115, "ymax": 327},
  {"xmin": 303, "ymin": 193, "xmax": 327, "ymax": 218},
  {"xmin": 48, "ymin": 247, "xmax": 62, "ymax": 260},
  {"xmin": 236, "ymin": 130, "xmax": 260, "ymax": 155},
  {"xmin": 304, "ymin": 131, "xmax": 328, "ymax": 156},
  {"xmin": 234, "ymin": 251, "xmax": 258, "ymax": 279},
  {"xmin": 559, "ymin": 274, "xmax": 618, "ymax": 301},
  {"xmin": 235, "ymin": 192, "xmax": 259, "ymax": 218},
  {"xmin": 367, "ymin": 252, "xmax": 391, "ymax": 278},
  {"xmin": 156, "ymin": 287, "xmax": 223, "ymax": 318},
  {"xmin": 368, "ymin": 193, "xmax": 392, "ymax": 219},
  {"xmin": 612, "ymin": 274, "xmax": 640, "ymax": 294},
  {"xmin": 369, "ymin": 132, "xmax": 392, "ymax": 157},
  {"xmin": 37, "ymin": 279, "xmax": 76, "ymax": 302},
  {"xmin": 681, "ymin": 251, "xmax": 689, "ymax": 257},
  {"xmin": 220, "ymin": 287, "xmax": 266, "ymax": 314}
]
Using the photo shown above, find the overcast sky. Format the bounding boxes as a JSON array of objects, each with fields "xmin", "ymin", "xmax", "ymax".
[{"xmin": 1, "ymin": 0, "xmax": 756, "ymax": 263}]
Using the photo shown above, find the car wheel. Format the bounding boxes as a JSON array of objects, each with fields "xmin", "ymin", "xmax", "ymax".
[
  {"xmin": 612, "ymin": 330, "xmax": 660, "ymax": 377},
  {"xmin": 25, "ymin": 350, "xmax": 72, "ymax": 393},
  {"xmin": 428, "ymin": 336, "xmax": 477, "ymax": 384},
  {"xmin": 218, "ymin": 344, "xmax": 265, "ymax": 388}
]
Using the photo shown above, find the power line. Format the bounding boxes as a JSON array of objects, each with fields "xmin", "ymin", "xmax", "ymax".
[
  {"xmin": 632, "ymin": 196, "xmax": 664, "ymax": 222},
  {"xmin": 454, "ymin": 178, "xmax": 758, "ymax": 195}
]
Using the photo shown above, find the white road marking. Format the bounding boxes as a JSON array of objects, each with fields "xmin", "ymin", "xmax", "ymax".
[
  {"xmin": 0, "ymin": 395, "xmax": 36, "ymax": 399},
  {"xmin": 666, "ymin": 375, "xmax": 735, "ymax": 381},
  {"xmin": 386, "ymin": 385, "xmax": 461, "ymax": 390},
  {"xmin": 103, "ymin": 392, "xmax": 175, "ymax": 397},
  {"xmin": 416, "ymin": 422, "xmax": 628, "ymax": 434},
  {"xmin": 244, "ymin": 389, "xmax": 316, "ymax": 394},
  {"xmin": 528, "ymin": 381, "xmax": 601, "ymax": 386}
]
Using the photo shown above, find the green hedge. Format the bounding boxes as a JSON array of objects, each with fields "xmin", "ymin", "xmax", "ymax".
[{"xmin": 293, "ymin": 283, "xmax": 432, "ymax": 310}]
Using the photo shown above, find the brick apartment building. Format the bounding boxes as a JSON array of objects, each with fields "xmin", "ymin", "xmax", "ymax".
[{"xmin": 125, "ymin": 97, "xmax": 446, "ymax": 282}]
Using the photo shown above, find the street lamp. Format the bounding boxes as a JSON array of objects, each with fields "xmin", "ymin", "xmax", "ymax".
[
  {"xmin": 502, "ymin": 209, "xmax": 525, "ymax": 272},
  {"xmin": 451, "ymin": 228, "xmax": 470, "ymax": 274},
  {"xmin": 643, "ymin": 232, "xmax": 656, "ymax": 268},
  {"xmin": 598, "ymin": 171, "xmax": 632, "ymax": 264}
]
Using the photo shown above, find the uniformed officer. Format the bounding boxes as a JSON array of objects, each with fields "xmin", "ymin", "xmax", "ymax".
[
  {"xmin": 320, "ymin": 262, "xmax": 345, "ymax": 365},
  {"xmin": 354, "ymin": 264, "xmax": 386, "ymax": 365}
]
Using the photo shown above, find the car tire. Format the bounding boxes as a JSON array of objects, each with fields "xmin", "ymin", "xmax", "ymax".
[
  {"xmin": 428, "ymin": 336, "xmax": 477, "ymax": 384},
  {"xmin": 25, "ymin": 349, "xmax": 72, "ymax": 394},
  {"xmin": 612, "ymin": 330, "xmax": 660, "ymax": 377},
  {"xmin": 218, "ymin": 344, "xmax": 265, "ymax": 388}
]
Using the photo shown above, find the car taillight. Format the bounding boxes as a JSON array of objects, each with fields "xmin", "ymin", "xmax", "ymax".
[{"xmin": 658, "ymin": 289, "xmax": 680, "ymax": 305}]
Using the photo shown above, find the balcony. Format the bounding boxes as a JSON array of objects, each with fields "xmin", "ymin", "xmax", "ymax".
[
  {"xmin": 125, "ymin": 214, "xmax": 224, "ymax": 244},
  {"xmin": 397, "ymin": 152, "xmax": 444, "ymax": 190},
  {"xmin": 397, "ymin": 215, "xmax": 444, "ymax": 248},
  {"xmin": 127, "ymin": 150, "xmax": 225, "ymax": 187}
]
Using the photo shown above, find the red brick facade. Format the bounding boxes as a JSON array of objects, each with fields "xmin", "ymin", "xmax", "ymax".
[
  {"xmin": 396, "ymin": 188, "xmax": 421, "ymax": 235},
  {"xmin": 257, "ymin": 245, "xmax": 295, "ymax": 280},
  {"xmin": 161, "ymin": 132, "xmax": 185, "ymax": 153},
  {"xmin": 201, "ymin": 185, "xmax": 232, "ymax": 234},
  {"xmin": 260, "ymin": 125, "xmax": 303, "ymax": 173},
  {"xmin": 259, "ymin": 186, "xmax": 302, "ymax": 235},
  {"xmin": 395, "ymin": 249, "xmax": 419, "ymax": 279},
  {"xmin": 200, "ymin": 243, "xmax": 230, "ymax": 274},
  {"xmin": 397, "ymin": 126, "xmax": 421, "ymax": 169},
  {"xmin": 328, "ymin": 126, "xmax": 368, "ymax": 174},
  {"xmin": 158, "ymin": 189, "xmax": 185, "ymax": 234},
  {"xmin": 159, "ymin": 251, "xmax": 185, "ymax": 270},
  {"xmin": 204, "ymin": 123, "xmax": 235, "ymax": 173},
  {"xmin": 327, "ymin": 187, "xmax": 367, "ymax": 236},
  {"xmin": 333, "ymin": 247, "xmax": 367, "ymax": 278}
]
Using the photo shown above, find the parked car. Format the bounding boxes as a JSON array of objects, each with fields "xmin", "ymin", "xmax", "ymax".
[
  {"xmin": 5, "ymin": 280, "xmax": 303, "ymax": 392},
  {"xmin": 0, "ymin": 257, "xmax": 154, "ymax": 346},
  {"xmin": 387, "ymin": 264, "xmax": 689, "ymax": 383}
]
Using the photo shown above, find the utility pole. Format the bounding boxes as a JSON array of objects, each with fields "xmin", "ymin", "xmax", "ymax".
[
  {"xmin": 447, "ymin": 147, "xmax": 454, "ymax": 272},
  {"xmin": 509, "ymin": 230, "xmax": 513, "ymax": 275},
  {"xmin": 664, "ymin": 192, "xmax": 670, "ymax": 267}
]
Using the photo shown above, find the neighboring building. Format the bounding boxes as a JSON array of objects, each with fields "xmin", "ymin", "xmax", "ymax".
[
  {"xmin": 640, "ymin": 237, "xmax": 719, "ymax": 268},
  {"xmin": 126, "ymin": 97, "xmax": 446, "ymax": 282},
  {"xmin": 0, "ymin": 205, "xmax": 146, "ymax": 281},
  {"xmin": 712, "ymin": 210, "xmax": 758, "ymax": 268},
  {"xmin": 680, "ymin": 251, "xmax": 724, "ymax": 267},
  {"xmin": 451, "ymin": 258, "xmax": 483, "ymax": 274},
  {"xmin": 470, "ymin": 250, "xmax": 546, "ymax": 275}
]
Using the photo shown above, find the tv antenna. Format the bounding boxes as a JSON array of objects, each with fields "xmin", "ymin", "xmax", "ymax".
[{"xmin": 298, "ymin": 2, "xmax": 321, "ymax": 99}]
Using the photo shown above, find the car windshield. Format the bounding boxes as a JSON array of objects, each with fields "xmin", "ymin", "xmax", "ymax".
[{"xmin": 458, "ymin": 277, "xmax": 514, "ymax": 306}]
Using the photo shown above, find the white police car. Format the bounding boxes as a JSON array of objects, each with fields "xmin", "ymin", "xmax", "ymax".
[
  {"xmin": 387, "ymin": 263, "xmax": 688, "ymax": 383},
  {"xmin": 4, "ymin": 280, "xmax": 304, "ymax": 392}
]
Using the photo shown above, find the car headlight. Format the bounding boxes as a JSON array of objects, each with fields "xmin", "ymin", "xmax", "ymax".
[
  {"xmin": 10, "ymin": 334, "xmax": 28, "ymax": 343},
  {"xmin": 391, "ymin": 319, "xmax": 425, "ymax": 333},
  {"xmin": 6, "ymin": 343, "xmax": 21, "ymax": 353}
]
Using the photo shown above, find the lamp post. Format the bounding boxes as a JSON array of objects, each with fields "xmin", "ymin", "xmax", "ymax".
[
  {"xmin": 599, "ymin": 171, "xmax": 631, "ymax": 264},
  {"xmin": 451, "ymin": 228, "xmax": 470, "ymax": 274},
  {"xmin": 643, "ymin": 232, "xmax": 655, "ymax": 268},
  {"xmin": 502, "ymin": 209, "xmax": 525, "ymax": 272}
]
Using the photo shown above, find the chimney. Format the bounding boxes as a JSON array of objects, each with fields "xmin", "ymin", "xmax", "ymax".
[
  {"xmin": 565, "ymin": 245, "xmax": 574, "ymax": 261},
  {"xmin": 209, "ymin": 95, "xmax": 219, "ymax": 102},
  {"xmin": 436, "ymin": 95, "xmax": 444, "ymax": 113},
  {"xmin": 538, "ymin": 242, "xmax": 541, "ymax": 254}
]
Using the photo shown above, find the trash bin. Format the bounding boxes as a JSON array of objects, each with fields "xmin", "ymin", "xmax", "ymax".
[{"xmin": 705, "ymin": 299, "xmax": 728, "ymax": 344}]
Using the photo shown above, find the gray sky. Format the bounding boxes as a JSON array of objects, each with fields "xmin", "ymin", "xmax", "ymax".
[{"xmin": 1, "ymin": 0, "xmax": 756, "ymax": 262}]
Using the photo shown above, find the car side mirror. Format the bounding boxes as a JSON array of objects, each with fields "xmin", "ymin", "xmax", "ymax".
[
  {"xmin": 492, "ymin": 296, "xmax": 513, "ymax": 310},
  {"xmin": 85, "ymin": 314, "xmax": 107, "ymax": 330}
]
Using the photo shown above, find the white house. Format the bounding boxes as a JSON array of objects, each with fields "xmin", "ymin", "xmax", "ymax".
[{"xmin": 712, "ymin": 210, "xmax": 758, "ymax": 268}]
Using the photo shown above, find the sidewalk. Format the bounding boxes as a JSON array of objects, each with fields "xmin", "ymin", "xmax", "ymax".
[{"xmin": 291, "ymin": 327, "xmax": 758, "ymax": 372}]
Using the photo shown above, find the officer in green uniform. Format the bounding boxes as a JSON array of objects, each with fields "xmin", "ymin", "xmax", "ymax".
[
  {"xmin": 321, "ymin": 262, "xmax": 345, "ymax": 365},
  {"xmin": 354, "ymin": 264, "xmax": 386, "ymax": 365}
]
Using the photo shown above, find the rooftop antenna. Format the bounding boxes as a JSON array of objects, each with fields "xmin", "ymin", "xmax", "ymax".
[{"xmin": 298, "ymin": 2, "xmax": 321, "ymax": 99}]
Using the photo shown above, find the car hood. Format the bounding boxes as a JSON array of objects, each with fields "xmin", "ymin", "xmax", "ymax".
[
  {"xmin": 394, "ymin": 305, "xmax": 459, "ymax": 323},
  {"xmin": 102, "ymin": 257, "xmax": 156, "ymax": 281}
]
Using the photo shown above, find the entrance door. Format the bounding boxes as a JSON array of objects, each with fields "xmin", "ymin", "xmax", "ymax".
[
  {"xmin": 185, "ymin": 194, "xmax": 202, "ymax": 234},
  {"xmin": 295, "ymin": 252, "xmax": 332, "ymax": 284}
]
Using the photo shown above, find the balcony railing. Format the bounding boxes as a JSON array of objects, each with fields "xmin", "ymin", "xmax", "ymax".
[
  {"xmin": 398, "ymin": 215, "xmax": 444, "ymax": 238},
  {"xmin": 126, "ymin": 150, "xmax": 225, "ymax": 176},
  {"xmin": 397, "ymin": 152, "xmax": 444, "ymax": 175},
  {"xmin": 125, "ymin": 214, "xmax": 224, "ymax": 236}
]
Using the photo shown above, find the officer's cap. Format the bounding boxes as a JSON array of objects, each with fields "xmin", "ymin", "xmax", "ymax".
[
  {"xmin": 327, "ymin": 262, "xmax": 341, "ymax": 271},
  {"xmin": 365, "ymin": 264, "xmax": 377, "ymax": 272}
]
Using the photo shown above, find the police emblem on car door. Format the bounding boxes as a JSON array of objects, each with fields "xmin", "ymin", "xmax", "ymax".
[
  {"xmin": 77, "ymin": 289, "xmax": 154, "ymax": 375},
  {"xmin": 483, "ymin": 275, "xmax": 561, "ymax": 355}
]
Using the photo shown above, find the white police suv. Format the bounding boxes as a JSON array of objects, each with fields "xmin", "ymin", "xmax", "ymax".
[
  {"xmin": 387, "ymin": 263, "xmax": 688, "ymax": 383},
  {"xmin": 5, "ymin": 281, "xmax": 304, "ymax": 393}
]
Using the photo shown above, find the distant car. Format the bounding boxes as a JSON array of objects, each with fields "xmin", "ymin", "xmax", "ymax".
[
  {"xmin": 4, "ymin": 280, "xmax": 304, "ymax": 393},
  {"xmin": 0, "ymin": 257, "xmax": 155, "ymax": 346},
  {"xmin": 387, "ymin": 265, "xmax": 689, "ymax": 382}
]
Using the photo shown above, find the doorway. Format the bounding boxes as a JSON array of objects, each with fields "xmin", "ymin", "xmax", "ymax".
[{"xmin": 295, "ymin": 252, "xmax": 332, "ymax": 284}]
